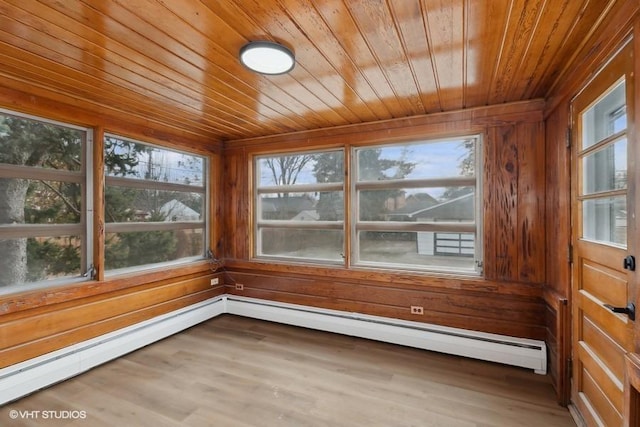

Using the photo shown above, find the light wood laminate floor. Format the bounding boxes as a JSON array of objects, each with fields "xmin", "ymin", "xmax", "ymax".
[{"xmin": 1, "ymin": 315, "xmax": 574, "ymax": 426}]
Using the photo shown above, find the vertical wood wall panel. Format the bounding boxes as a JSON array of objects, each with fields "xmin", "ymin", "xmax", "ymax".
[
  {"xmin": 517, "ymin": 122, "xmax": 546, "ymax": 283},
  {"xmin": 543, "ymin": 104, "xmax": 572, "ymax": 405},
  {"xmin": 487, "ymin": 124, "xmax": 519, "ymax": 282},
  {"xmin": 223, "ymin": 149, "xmax": 250, "ymax": 260}
]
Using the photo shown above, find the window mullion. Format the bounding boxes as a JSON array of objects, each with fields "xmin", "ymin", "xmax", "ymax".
[
  {"xmin": 356, "ymin": 221, "xmax": 476, "ymax": 233},
  {"xmin": 0, "ymin": 224, "xmax": 83, "ymax": 239},
  {"xmin": 356, "ymin": 176, "xmax": 475, "ymax": 190},
  {"xmin": 0, "ymin": 163, "xmax": 83, "ymax": 182}
]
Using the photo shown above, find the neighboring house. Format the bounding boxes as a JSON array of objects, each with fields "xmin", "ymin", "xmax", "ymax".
[
  {"xmin": 260, "ymin": 195, "xmax": 315, "ymax": 220},
  {"xmin": 408, "ymin": 193, "xmax": 475, "ymax": 257},
  {"xmin": 160, "ymin": 199, "xmax": 200, "ymax": 222},
  {"xmin": 291, "ymin": 209, "xmax": 320, "ymax": 221},
  {"xmin": 386, "ymin": 192, "xmax": 438, "ymax": 220},
  {"xmin": 412, "ymin": 193, "xmax": 474, "ymax": 222}
]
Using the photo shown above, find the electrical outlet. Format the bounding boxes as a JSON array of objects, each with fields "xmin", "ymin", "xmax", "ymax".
[
  {"xmin": 410, "ymin": 306, "xmax": 424, "ymax": 315},
  {"xmin": 210, "ymin": 278, "xmax": 219, "ymax": 285},
  {"xmin": 235, "ymin": 283, "xmax": 244, "ymax": 291}
]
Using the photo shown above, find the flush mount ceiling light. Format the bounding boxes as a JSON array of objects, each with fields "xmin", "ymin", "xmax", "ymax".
[{"xmin": 239, "ymin": 41, "xmax": 295, "ymax": 75}]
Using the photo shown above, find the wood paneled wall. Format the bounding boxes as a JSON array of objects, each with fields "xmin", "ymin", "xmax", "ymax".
[
  {"xmin": 222, "ymin": 100, "xmax": 548, "ymax": 341},
  {"xmin": 0, "ymin": 267, "xmax": 225, "ymax": 368},
  {"xmin": 543, "ymin": 0, "xmax": 639, "ymax": 405},
  {"xmin": 544, "ymin": 103, "xmax": 571, "ymax": 406},
  {"xmin": 0, "ymin": 85, "xmax": 225, "ymax": 369}
]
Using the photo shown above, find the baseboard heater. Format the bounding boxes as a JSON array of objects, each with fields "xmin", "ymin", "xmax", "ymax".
[
  {"xmin": 0, "ymin": 294, "xmax": 546, "ymax": 405},
  {"xmin": 0, "ymin": 298, "xmax": 226, "ymax": 405}
]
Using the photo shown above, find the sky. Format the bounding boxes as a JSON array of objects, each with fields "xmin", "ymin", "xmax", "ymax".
[{"xmin": 258, "ymin": 137, "xmax": 477, "ymax": 199}]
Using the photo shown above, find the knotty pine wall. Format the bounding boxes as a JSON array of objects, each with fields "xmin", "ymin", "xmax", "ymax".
[
  {"xmin": 223, "ymin": 100, "xmax": 547, "ymax": 341},
  {"xmin": 0, "ymin": 86, "xmax": 225, "ymax": 369},
  {"xmin": 543, "ymin": 1, "xmax": 640, "ymax": 405}
]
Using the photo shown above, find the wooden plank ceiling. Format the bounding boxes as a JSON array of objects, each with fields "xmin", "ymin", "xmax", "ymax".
[{"xmin": 0, "ymin": 0, "xmax": 616, "ymax": 142}]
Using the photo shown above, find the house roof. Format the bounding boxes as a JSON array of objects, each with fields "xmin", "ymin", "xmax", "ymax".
[
  {"xmin": 412, "ymin": 193, "xmax": 474, "ymax": 221},
  {"xmin": 261, "ymin": 196, "xmax": 315, "ymax": 214},
  {"xmin": 389, "ymin": 193, "xmax": 439, "ymax": 215},
  {"xmin": 160, "ymin": 200, "xmax": 200, "ymax": 221},
  {"xmin": 388, "ymin": 192, "xmax": 474, "ymax": 221}
]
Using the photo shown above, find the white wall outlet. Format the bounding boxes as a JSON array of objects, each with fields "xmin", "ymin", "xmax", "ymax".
[
  {"xmin": 210, "ymin": 278, "xmax": 219, "ymax": 285},
  {"xmin": 410, "ymin": 306, "xmax": 424, "ymax": 315}
]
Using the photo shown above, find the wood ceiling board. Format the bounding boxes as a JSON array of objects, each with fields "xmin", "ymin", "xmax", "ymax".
[{"xmin": 0, "ymin": 0, "xmax": 625, "ymax": 141}]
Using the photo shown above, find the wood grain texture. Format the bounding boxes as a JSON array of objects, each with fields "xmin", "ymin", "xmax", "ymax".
[
  {"xmin": 92, "ymin": 126, "xmax": 106, "ymax": 281},
  {"xmin": 221, "ymin": 104, "xmax": 547, "ymax": 341},
  {"xmin": 0, "ymin": 265, "xmax": 223, "ymax": 316},
  {"xmin": 223, "ymin": 272, "xmax": 545, "ymax": 340},
  {"xmin": 483, "ymin": 121, "xmax": 545, "ymax": 284},
  {"xmin": 545, "ymin": 288, "xmax": 570, "ymax": 406},
  {"xmin": 0, "ymin": 273, "xmax": 225, "ymax": 368},
  {"xmin": 0, "ymin": 0, "xmax": 624, "ymax": 141},
  {"xmin": 544, "ymin": 0, "xmax": 639, "ymax": 114},
  {"xmin": 0, "ymin": 315, "xmax": 575, "ymax": 427},
  {"xmin": 625, "ymin": 353, "xmax": 640, "ymax": 426}
]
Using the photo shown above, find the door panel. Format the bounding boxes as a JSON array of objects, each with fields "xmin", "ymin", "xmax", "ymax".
[
  {"xmin": 583, "ymin": 317, "xmax": 626, "ymax": 381},
  {"xmin": 582, "ymin": 259, "xmax": 628, "ymax": 306},
  {"xmin": 572, "ymin": 41, "xmax": 635, "ymax": 427},
  {"xmin": 583, "ymin": 368, "xmax": 622, "ymax": 427}
]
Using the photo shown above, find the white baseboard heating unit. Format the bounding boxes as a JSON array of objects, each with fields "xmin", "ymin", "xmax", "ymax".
[{"xmin": 0, "ymin": 294, "xmax": 546, "ymax": 405}]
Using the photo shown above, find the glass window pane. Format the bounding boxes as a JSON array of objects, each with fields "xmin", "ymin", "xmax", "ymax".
[
  {"xmin": 582, "ymin": 80, "xmax": 626, "ymax": 149},
  {"xmin": 356, "ymin": 138, "xmax": 475, "ymax": 182},
  {"xmin": 582, "ymin": 137, "xmax": 627, "ymax": 195},
  {"xmin": 258, "ymin": 228, "xmax": 343, "ymax": 261},
  {"xmin": 105, "ymin": 187, "xmax": 203, "ymax": 223},
  {"xmin": 104, "ymin": 134, "xmax": 208, "ymax": 273},
  {"xmin": 0, "ymin": 111, "xmax": 88, "ymax": 290},
  {"xmin": 105, "ymin": 229, "xmax": 204, "ymax": 270},
  {"xmin": 0, "ymin": 179, "xmax": 82, "ymax": 225},
  {"xmin": 257, "ymin": 151, "xmax": 344, "ymax": 186},
  {"xmin": 360, "ymin": 188, "xmax": 474, "ymax": 222},
  {"xmin": 358, "ymin": 231, "xmax": 476, "ymax": 270},
  {"xmin": 0, "ymin": 236, "xmax": 82, "ymax": 287},
  {"xmin": 105, "ymin": 136, "xmax": 205, "ymax": 187},
  {"xmin": 0, "ymin": 113, "xmax": 83, "ymax": 170},
  {"xmin": 259, "ymin": 192, "xmax": 343, "ymax": 221},
  {"xmin": 582, "ymin": 196, "xmax": 626, "ymax": 246}
]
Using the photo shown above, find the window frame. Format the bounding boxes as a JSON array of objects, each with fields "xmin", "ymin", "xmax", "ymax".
[
  {"xmin": 252, "ymin": 148, "xmax": 346, "ymax": 264},
  {"xmin": 577, "ymin": 78, "xmax": 628, "ymax": 248},
  {"xmin": 351, "ymin": 135, "xmax": 483, "ymax": 275},
  {"xmin": 250, "ymin": 135, "xmax": 484, "ymax": 276},
  {"xmin": 103, "ymin": 133, "xmax": 209, "ymax": 276},
  {"xmin": 0, "ymin": 108, "xmax": 93, "ymax": 294}
]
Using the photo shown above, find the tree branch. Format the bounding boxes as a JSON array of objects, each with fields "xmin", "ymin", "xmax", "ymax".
[{"xmin": 39, "ymin": 180, "xmax": 81, "ymax": 216}]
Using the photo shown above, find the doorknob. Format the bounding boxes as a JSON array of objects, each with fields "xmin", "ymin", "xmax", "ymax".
[
  {"xmin": 624, "ymin": 255, "xmax": 636, "ymax": 271},
  {"xmin": 604, "ymin": 302, "xmax": 636, "ymax": 321}
]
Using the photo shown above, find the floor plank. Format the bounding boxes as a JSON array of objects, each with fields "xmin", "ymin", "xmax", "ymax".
[{"xmin": 1, "ymin": 315, "xmax": 574, "ymax": 426}]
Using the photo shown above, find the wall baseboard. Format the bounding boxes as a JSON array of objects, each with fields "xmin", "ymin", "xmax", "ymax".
[
  {"xmin": 0, "ymin": 297, "xmax": 225, "ymax": 405},
  {"xmin": 0, "ymin": 294, "xmax": 546, "ymax": 405},
  {"xmin": 226, "ymin": 296, "xmax": 546, "ymax": 375}
]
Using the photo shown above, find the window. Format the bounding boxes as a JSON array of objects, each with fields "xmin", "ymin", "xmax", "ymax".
[
  {"xmin": 580, "ymin": 79, "xmax": 627, "ymax": 246},
  {"xmin": 353, "ymin": 137, "xmax": 482, "ymax": 274},
  {"xmin": 252, "ymin": 136, "xmax": 482, "ymax": 275},
  {"xmin": 0, "ymin": 110, "xmax": 211, "ymax": 292},
  {"xmin": 104, "ymin": 135, "xmax": 208, "ymax": 272},
  {"xmin": 254, "ymin": 150, "xmax": 344, "ymax": 262},
  {"xmin": 0, "ymin": 109, "xmax": 91, "ymax": 291}
]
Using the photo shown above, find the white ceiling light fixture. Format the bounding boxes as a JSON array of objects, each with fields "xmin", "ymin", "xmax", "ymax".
[{"xmin": 239, "ymin": 41, "xmax": 295, "ymax": 75}]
